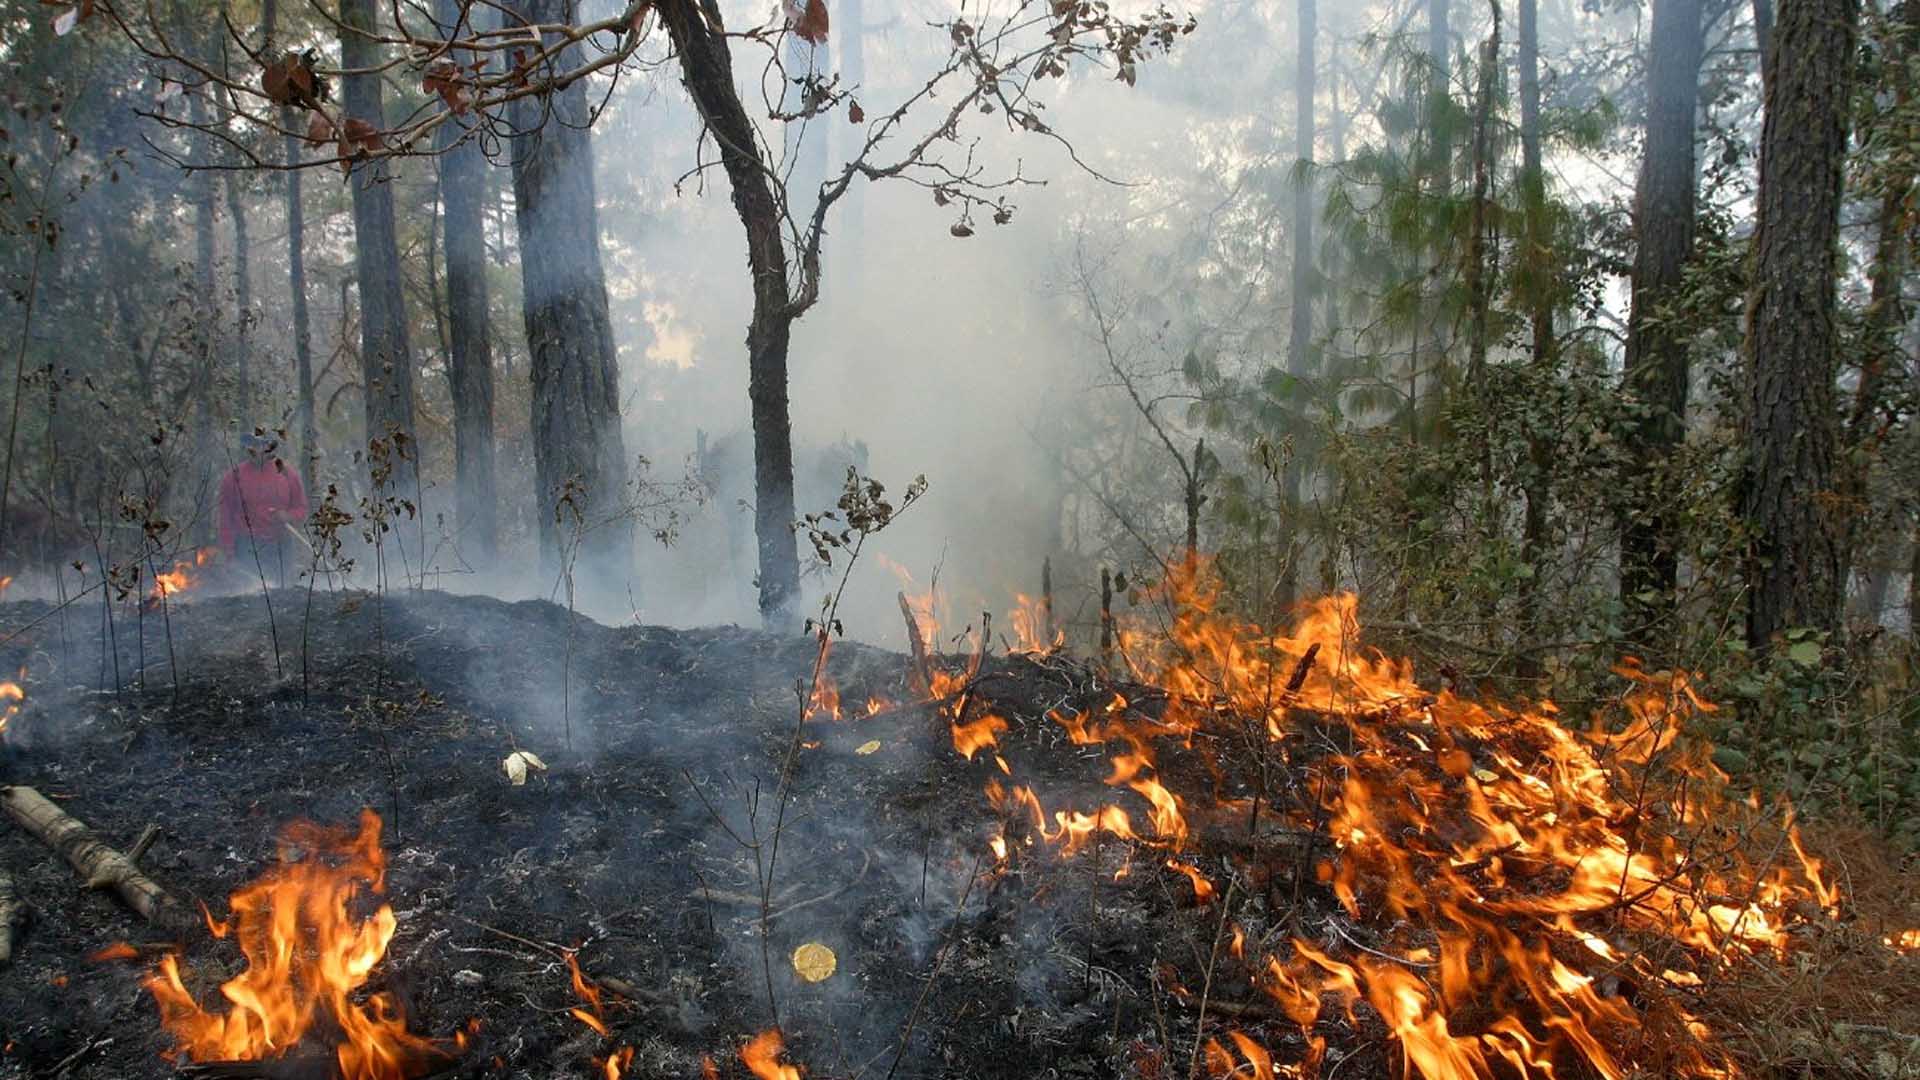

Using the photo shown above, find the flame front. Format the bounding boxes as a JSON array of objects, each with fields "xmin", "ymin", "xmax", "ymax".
[
  {"xmin": 142, "ymin": 809, "xmax": 459, "ymax": 1079},
  {"xmin": 917, "ymin": 562, "xmax": 1842, "ymax": 1079}
]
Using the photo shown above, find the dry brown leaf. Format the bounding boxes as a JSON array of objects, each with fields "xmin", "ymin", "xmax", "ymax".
[
  {"xmin": 342, "ymin": 116, "xmax": 381, "ymax": 154},
  {"xmin": 304, "ymin": 111, "xmax": 334, "ymax": 148},
  {"xmin": 784, "ymin": 0, "xmax": 828, "ymax": 45}
]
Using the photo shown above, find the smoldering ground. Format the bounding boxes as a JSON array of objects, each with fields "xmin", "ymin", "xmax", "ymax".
[{"xmin": 0, "ymin": 583, "xmax": 1255, "ymax": 1079}]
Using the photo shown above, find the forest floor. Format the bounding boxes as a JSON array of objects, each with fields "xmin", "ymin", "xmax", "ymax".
[{"xmin": 0, "ymin": 585, "xmax": 1915, "ymax": 1080}]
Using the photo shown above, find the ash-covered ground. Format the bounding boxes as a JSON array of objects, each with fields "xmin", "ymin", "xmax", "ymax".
[{"xmin": 0, "ymin": 587, "xmax": 1350, "ymax": 1080}]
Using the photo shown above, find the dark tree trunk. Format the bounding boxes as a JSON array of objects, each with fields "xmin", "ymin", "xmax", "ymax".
[
  {"xmin": 1278, "ymin": 0, "xmax": 1316, "ymax": 611},
  {"xmin": 1462, "ymin": 6, "xmax": 1499, "ymax": 403},
  {"xmin": 1753, "ymin": 0, "xmax": 1774, "ymax": 81},
  {"xmin": 1618, "ymin": 0, "xmax": 1704, "ymax": 641},
  {"xmin": 658, "ymin": 0, "xmax": 801, "ymax": 628},
  {"xmin": 224, "ymin": 173, "xmax": 252, "ymax": 421},
  {"xmin": 1516, "ymin": 0, "xmax": 1552, "ymax": 674},
  {"xmin": 506, "ymin": 0, "xmax": 632, "ymax": 589},
  {"xmin": 1517, "ymin": 0, "xmax": 1551, "ymax": 370},
  {"xmin": 188, "ymin": 59, "xmax": 219, "ymax": 546},
  {"xmin": 1741, "ymin": 0, "xmax": 1858, "ymax": 649},
  {"xmin": 339, "ymin": 0, "xmax": 418, "ymax": 466},
  {"xmin": 438, "ymin": 0, "xmax": 499, "ymax": 565},
  {"xmin": 284, "ymin": 108, "xmax": 317, "ymax": 496}
]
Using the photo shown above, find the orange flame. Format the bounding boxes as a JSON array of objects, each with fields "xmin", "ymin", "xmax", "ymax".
[
  {"xmin": 0, "ymin": 677, "xmax": 22, "ymax": 740},
  {"xmin": 741, "ymin": 1029, "xmax": 803, "ymax": 1080},
  {"xmin": 929, "ymin": 559, "xmax": 1842, "ymax": 1079},
  {"xmin": 141, "ymin": 810, "xmax": 461, "ymax": 1079},
  {"xmin": 148, "ymin": 547, "xmax": 219, "ymax": 603},
  {"xmin": 563, "ymin": 950, "xmax": 635, "ymax": 1077}
]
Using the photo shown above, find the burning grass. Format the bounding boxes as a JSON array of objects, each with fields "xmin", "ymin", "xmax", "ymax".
[
  {"xmin": 0, "ymin": 577, "xmax": 1914, "ymax": 1080},
  {"xmin": 136, "ymin": 808, "xmax": 465, "ymax": 1078}
]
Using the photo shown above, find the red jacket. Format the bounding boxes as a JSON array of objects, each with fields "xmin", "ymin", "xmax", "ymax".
[{"xmin": 218, "ymin": 460, "xmax": 308, "ymax": 553}]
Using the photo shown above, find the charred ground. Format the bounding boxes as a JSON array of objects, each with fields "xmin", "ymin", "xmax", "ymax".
[{"xmin": 0, "ymin": 587, "xmax": 1366, "ymax": 1080}]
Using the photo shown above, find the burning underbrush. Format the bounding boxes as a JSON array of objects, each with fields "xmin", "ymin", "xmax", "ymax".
[{"xmin": 0, "ymin": 572, "xmax": 1915, "ymax": 1080}]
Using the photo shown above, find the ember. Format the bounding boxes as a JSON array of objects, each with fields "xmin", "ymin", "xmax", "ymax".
[{"xmin": 141, "ymin": 809, "xmax": 462, "ymax": 1079}]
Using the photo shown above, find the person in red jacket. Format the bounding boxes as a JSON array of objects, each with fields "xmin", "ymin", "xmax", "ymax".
[{"xmin": 218, "ymin": 432, "xmax": 309, "ymax": 586}]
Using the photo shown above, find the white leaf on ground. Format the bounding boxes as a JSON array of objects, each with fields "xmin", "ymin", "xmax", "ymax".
[{"xmin": 503, "ymin": 750, "xmax": 547, "ymax": 786}]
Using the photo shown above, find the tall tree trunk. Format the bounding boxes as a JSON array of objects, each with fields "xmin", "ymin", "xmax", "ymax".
[
  {"xmin": 1741, "ymin": 0, "xmax": 1859, "ymax": 649},
  {"xmin": 1429, "ymin": 0, "xmax": 1450, "ymax": 81},
  {"xmin": 1517, "ymin": 0, "xmax": 1551, "ymax": 370},
  {"xmin": 188, "ymin": 57, "xmax": 219, "ymax": 546},
  {"xmin": 224, "ymin": 173, "xmax": 252, "ymax": 422},
  {"xmin": 339, "ymin": 0, "xmax": 418, "ymax": 469},
  {"xmin": 1753, "ymin": 0, "xmax": 1775, "ymax": 82},
  {"xmin": 1516, "ymin": 0, "xmax": 1552, "ymax": 673},
  {"xmin": 1618, "ymin": 0, "xmax": 1704, "ymax": 642},
  {"xmin": 438, "ymin": 0, "xmax": 499, "ymax": 565},
  {"xmin": 658, "ymin": 0, "xmax": 801, "ymax": 627},
  {"xmin": 285, "ymin": 108, "xmax": 317, "ymax": 495},
  {"xmin": 1838, "ymin": 0, "xmax": 1918, "ymax": 610},
  {"xmin": 506, "ymin": 0, "xmax": 632, "ymax": 589},
  {"xmin": 1278, "ymin": 0, "xmax": 1316, "ymax": 611},
  {"xmin": 1462, "ymin": 4, "xmax": 1499, "ymax": 414}
]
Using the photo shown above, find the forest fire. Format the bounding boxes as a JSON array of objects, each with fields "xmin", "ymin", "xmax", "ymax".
[
  {"xmin": 146, "ymin": 548, "xmax": 219, "ymax": 606},
  {"xmin": 910, "ymin": 565, "xmax": 1846, "ymax": 1078},
  {"xmin": 136, "ymin": 809, "xmax": 462, "ymax": 1079}
]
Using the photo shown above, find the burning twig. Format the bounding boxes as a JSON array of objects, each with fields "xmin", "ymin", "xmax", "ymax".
[
  {"xmin": 0, "ymin": 785, "xmax": 185, "ymax": 928},
  {"xmin": 0, "ymin": 865, "xmax": 23, "ymax": 966},
  {"xmin": 1186, "ymin": 874, "xmax": 1238, "ymax": 1080},
  {"xmin": 898, "ymin": 590, "xmax": 932, "ymax": 695}
]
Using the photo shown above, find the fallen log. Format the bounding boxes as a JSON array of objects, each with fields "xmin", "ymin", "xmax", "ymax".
[
  {"xmin": 0, "ymin": 786, "xmax": 185, "ymax": 928},
  {"xmin": 0, "ymin": 866, "xmax": 22, "ymax": 965}
]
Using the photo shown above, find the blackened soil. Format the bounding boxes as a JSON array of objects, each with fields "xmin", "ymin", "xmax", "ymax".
[{"xmin": 0, "ymin": 589, "xmax": 1360, "ymax": 1080}]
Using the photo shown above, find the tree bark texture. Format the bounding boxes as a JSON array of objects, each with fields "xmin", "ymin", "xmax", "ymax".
[
  {"xmin": 507, "ymin": 0, "xmax": 632, "ymax": 587},
  {"xmin": 1, "ymin": 786, "xmax": 185, "ymax": 929},
  {"xmin": 340, "ymin": 0, "xmax": 418, "ymax": 463},
  {"xmin": 438, "ymin": 0, "xmax": 499, "ymax": 565},
  {"xmin": 1618, "ymin": 0, "xmax": 1703, "ymax": 637},
  {"xmin": 658, "ymin": 0, "xmax": 801, "ymax": 627},
  {"xmin": 1741, "ymin": 0, "xmax": 1858, "ymax": 648}
]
